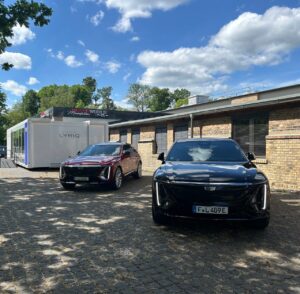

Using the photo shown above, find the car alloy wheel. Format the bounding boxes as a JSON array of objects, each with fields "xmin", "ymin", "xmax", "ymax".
[
  {"xmin": 134, "ymin": 162, "xmax": 142, "ymax": 179},
  {"xmin": 114, "ymin": 168, "xmax": 123, "ymax": 189}
]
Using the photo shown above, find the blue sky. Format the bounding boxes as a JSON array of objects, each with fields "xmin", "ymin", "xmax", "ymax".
[{"xmin": 1, "ymin": 0, "xmax": 300, "ymax": 108}]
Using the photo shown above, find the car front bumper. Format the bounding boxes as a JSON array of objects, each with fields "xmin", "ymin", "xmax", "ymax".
[
  {"xmin": 152, "ymin": 180, "xmax": 270, "ymax": 221},
  {"xmin": 60, "ymin": 165, "xmax": 113, "ymax": 185}
]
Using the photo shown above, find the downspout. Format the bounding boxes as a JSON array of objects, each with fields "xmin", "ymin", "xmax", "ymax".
[{"xmin": 190, "ymin": 114, "xmax": 194, "ymax": 138}]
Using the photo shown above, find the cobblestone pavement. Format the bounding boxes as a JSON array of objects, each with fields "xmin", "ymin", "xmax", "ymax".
[{"xmin": 0, "ymin": 176, "xmax": 299, "ymax": 294}]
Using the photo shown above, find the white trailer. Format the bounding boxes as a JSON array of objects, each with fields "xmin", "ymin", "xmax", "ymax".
[{"xmin": 6, "ymin": 118, "xmax": 108, "ymax": 169}]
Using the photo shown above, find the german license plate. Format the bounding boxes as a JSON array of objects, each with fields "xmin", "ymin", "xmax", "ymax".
[
  {"xmin": 193, "ymin": 206, "xmax": 228, "ymax": 214},
  {"xmin": 74, "ymin": 177, "xmax": 89, "ymax": 182}
]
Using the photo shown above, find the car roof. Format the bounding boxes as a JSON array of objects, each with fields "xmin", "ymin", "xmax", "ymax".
[
  {"xmin": 94, "ymin": 142, "xmax": 125, "ymax": 146},
  {"xmin": 175, "ymin": 138, "xmax": 235, "ymax": 143}
]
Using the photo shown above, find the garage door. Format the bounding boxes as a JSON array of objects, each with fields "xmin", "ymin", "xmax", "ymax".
[
  {"xmin": 120, "ymin": 130, "xmax": 127, "ymax": 143},
  {"xmin": 174, "ymin": 125, "xmax": 188, "ymax": 142},
  {"xmin": 131, "ymin": 129, "xmax": 140, "ymax": 149},
  {"xmin": 155, "ymin": 127, "xmax": 167, "ymax": 154}
]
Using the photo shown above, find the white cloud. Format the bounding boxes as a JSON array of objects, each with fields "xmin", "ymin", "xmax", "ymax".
[
  {"xmin": 123, "ymin": 72, "xmax": 131, "ymax": 81},
  {"xmin": 77, "ymin": 0, "xmax": 102, "ymax": 4},
  {"xmin": 6, "ymin": 24, "xmax": 35, "ymax": 46},
  {"xmin": 89, "ymin": 10, "xmax": 105, "ymax": 26},
  {"xmin": 48, "ymin": 49, "xmax": 83, "ymax": 68},
  {"xmin": 64, "ymin": 55, "xmax": 83, "ymax": 68},
  {"xmin": 105, "ymin": 0, "xmax": 188, "ymax": 32},
  {"xmin": 56, "ymin": 51, "xmax": 65, "ymax": 60},
  {"xmin": 105, "ymin": 61, "xmax": 121, "ymax": 73},
  {"xmin": 115, "ymin": 99, "xmax": 132, "ymax": 109},
  {"xmin": 137, "ymin": 6, "xmax": 300, "ymax": 94},
  {"xmin": 27, "ymin": 77, "xmax": 40, "ymax": 85},
  {"xmin": 0, "ymin": 80, "xmax": 27, "ymax": 96},
  {"xmin": 85, "ymin": 49, "xmax": 99, "ymax": 63},
  {"xmin": 78, "ymin": 40, "xmax": 86, "ymax": 47},
  {"xmin": 130, "ymin": 36, "xmax": 140, "ymax": 42},
  {"xmin": 0, "ymin": 52, "xmax": 31, "ymax": 70}
]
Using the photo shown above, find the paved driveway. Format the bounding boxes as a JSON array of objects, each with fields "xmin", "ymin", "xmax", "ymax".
[{"xmin": 0, "ymin": 175, "xmax": 299, "ymax": 293}]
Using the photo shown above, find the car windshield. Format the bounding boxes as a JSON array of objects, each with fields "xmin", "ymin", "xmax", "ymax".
[
  {"xmin": 79, "ymin": 144, "xmax": 121, "ymax": 156},
  {"xmin": 166, "ymin": 140, "xmax": 247, "ymax": 162}
]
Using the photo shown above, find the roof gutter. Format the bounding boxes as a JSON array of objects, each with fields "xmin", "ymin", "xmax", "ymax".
[{"xmin": 110, "ymin": 94, "xmax": 300, "ymax": 128}]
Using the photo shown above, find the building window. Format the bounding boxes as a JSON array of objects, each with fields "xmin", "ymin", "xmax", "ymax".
[
  {"xmin": 131, "ymin": 128, "xmax": 140, "ymax": 150},
  {"xmin": 155, "ymin": 126, "xmax": 167, "ymax": 154},
  {"xmin": 232, "ymin": 115, "xmax": 269, "ymax": 157},
  {"xmin": 174, "ymin": 124, "xmax": 188, "ymax": 142},
  {"xmin": 120, "ymin": 129, "xmax": 127, "ymax": 143}
]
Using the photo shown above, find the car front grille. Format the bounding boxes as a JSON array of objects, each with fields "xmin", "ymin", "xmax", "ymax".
[
  {"xmin": 159, "ymin": 181, "xmax": 261, "ymax": 208},
  {"xmin": 63, "ymin": 166, "xmax": 105, "ymax": 178}
]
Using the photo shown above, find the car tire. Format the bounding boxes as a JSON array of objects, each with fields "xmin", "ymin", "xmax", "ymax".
[
  {"xmin": 152, "ymin": 203, "xmax": 168, "ymax": 225},
  {"xmin": 61, "ymin": 183, "xmax": 76, "ymax": 190},
  {"xmin": 112, "ymin": 167, "xmax": 123, "ymax": 190},
  {"xmin": 134, "ymin": 162, "xmax": 142, "ymax": 179},
  {"xmin": 249, "ymin": 218, "xmax": 270, "ymax": 229}
]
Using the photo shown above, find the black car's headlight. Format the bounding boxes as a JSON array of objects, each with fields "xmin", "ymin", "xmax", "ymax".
[
  {"xmin": 254, "ymin": 173, "xmax": 267, "ymax": 182},
  {"xmin": 252, "ymin": 184, "xmax": 268, "ymax": 210},
  {"xmin": 154, "ymin": 181, "xmax": 170, "ymax": 208},
  {"xmin": 155, "ymin": 181, "xmax": 161, "ymax": 206}
]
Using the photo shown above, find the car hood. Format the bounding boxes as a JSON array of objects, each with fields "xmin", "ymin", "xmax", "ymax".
[
  {"xmin": 155, "ymin": 161, "xmax": 259, "ymax": 183},
  {"xmin": 63, "ymin": 155, "xmax": 120, "ymax": 166}
]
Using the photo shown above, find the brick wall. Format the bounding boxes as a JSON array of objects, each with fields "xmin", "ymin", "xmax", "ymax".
[
  {"xmin": 109, "ymin": 107, "xmax": 300, "ymax": 191},
  {"xmin": 255, "ymin": 107, "xmax": 300, "ymax": 190},
  {"xmin": 140, "ymin": 126, "xmax": 155, "ymax": 140},
  {"xmin": 109, "ymin": 129, "xmax": 119, "ymax": 141},
  {"xmin": 167, "ymin": 123, "xmax": 174, "ymax": 149},
  {"xmin": 194, "ymin": 117, "xmax": 231, "ymax": 138},
  {"xmin": 137, "ymin": 140, "xmax": 161, "ymax": 171}
]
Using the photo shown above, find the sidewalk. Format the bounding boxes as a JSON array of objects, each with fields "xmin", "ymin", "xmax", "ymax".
[{"xmin": 0, "ymin": 167, "xmax": 59, "ymax": 179}]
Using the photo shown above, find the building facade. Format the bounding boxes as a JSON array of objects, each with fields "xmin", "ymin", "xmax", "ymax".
[{"xmin": 109, "ymin": 84, "xmax": 300, "ymax": 191}]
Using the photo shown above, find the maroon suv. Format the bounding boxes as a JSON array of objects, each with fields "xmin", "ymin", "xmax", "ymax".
[{"xmin": 59, "ymin": 142, "xmax": 142, "ymax": 190}]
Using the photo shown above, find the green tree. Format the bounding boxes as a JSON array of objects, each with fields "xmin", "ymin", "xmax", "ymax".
[
  {"xmin": 148, "ymin": 87, "xmax": 172, "ymax": 111},
  {"xmin": 5, "ymin": 102, "xmax": 28, "ymax": 128},
  {"xmin": 70, "ymin": 85, "xmax": 91, "ymax": 106},
  {"xmin": 97, "ymin": 87, "xmax": 116, "ymax": 110},
  {"xmin": 0, "ymin": 0, "xmax": 52, "ymax": 70},
  {"xmin": 83, "ymin": 77, "xmax": 96, "ymax": 96},
  {"xmin": 127, "ymin": 83, "xmax": 150, "ymax": 112},
  {"xmin": 38, "ymin": 85, "xmax": 74, "ymax": 111},
  {"xmin": 22, "ymin": 90, "xmax": 40, "ymax": 116},
  {"xmin": 171, "ymin": 88, "xmax": 191, "ymax": 108}
]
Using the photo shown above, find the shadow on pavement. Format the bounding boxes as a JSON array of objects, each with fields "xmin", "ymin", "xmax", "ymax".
[{"xmin": 0, "ymin": 176, "xmax": 299, "ymax": 293}]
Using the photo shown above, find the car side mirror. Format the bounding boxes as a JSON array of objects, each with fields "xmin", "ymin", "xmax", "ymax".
[
  {"xmin": 158, "ymin": 152, "xmax": 165, "ymax": 162},
  {"xmin": 247, "ymin": 152, "xmax": 256, "ymax": 161},
  {"xmin": 123, "ymin": 150, "xmax": 130, "ymax": 156}
]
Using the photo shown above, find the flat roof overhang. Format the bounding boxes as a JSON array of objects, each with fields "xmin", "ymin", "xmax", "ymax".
[{"xmin": 109, "ymin": 94, "xmax": 300, "ymax": 128}]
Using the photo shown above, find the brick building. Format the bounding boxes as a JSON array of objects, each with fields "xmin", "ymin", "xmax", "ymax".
[{"xmin": 109, "ymin": 84, "xmax": 300, "ymax": 191}]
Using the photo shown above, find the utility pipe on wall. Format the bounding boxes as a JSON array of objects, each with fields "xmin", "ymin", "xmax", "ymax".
[{"xmin": 190, "ymin": 114, "xmax": 194, "ymax": 138}]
